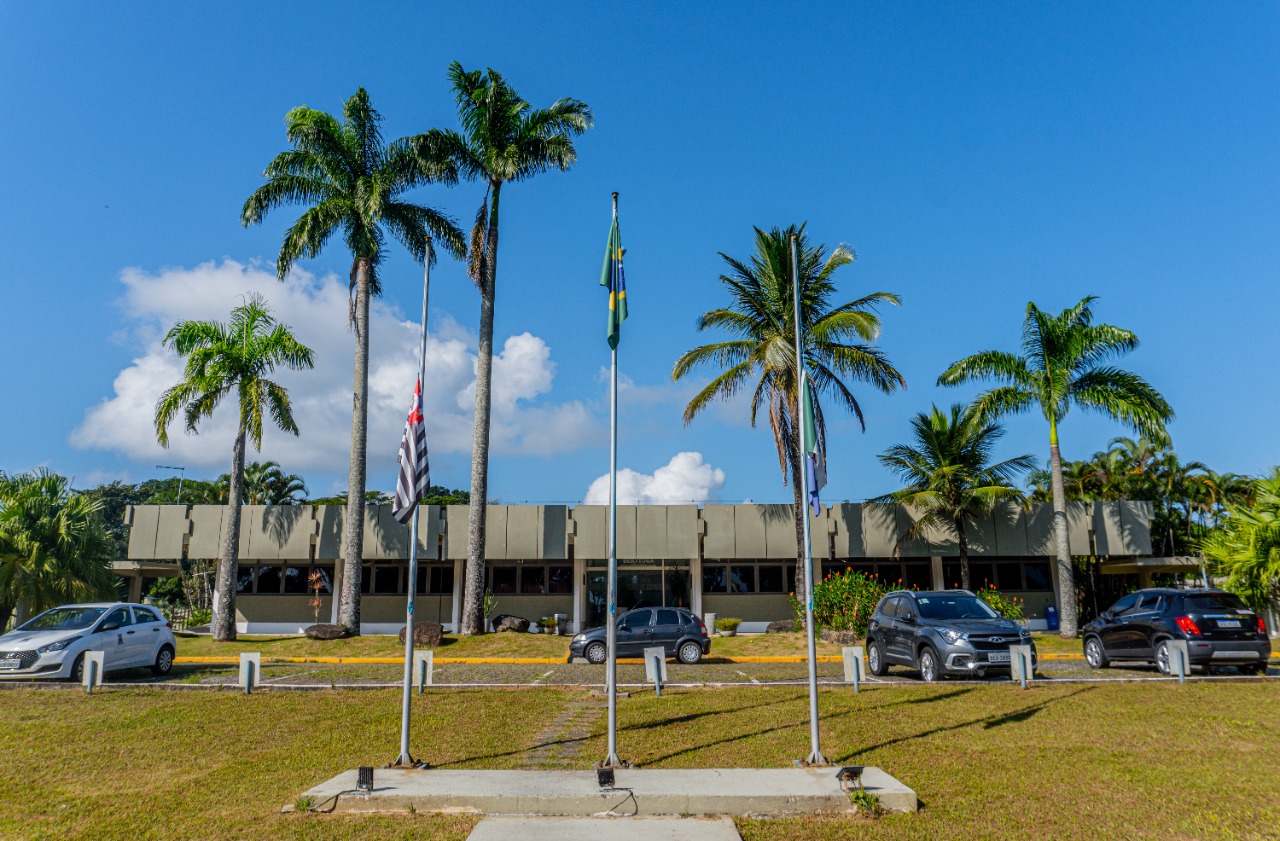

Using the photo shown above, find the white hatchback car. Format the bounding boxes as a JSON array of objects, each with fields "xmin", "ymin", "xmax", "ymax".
[{"xmin": 0, "ymin": 602, "xmax": 177, "ymax": 681}]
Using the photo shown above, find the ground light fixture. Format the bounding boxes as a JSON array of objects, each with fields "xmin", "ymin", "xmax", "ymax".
[
  {"xmin": 597, "ymin": 767, "xmax": 615, "ymax": 789},
  {"xmin": 356, "ymin": 767, "xmax": 374, "ymax": 793},
  {"xmin": 837, "ymin": 765, "xmax": 865, "ymax": 793}
]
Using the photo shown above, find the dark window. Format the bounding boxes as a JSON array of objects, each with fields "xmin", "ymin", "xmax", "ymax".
[
  {"xmin": 236, "ymin": 567, "xmax": 255, "ymax": 594},
  {"xmin": 548, "ymin": 566, "xmax": 573, "ymax": 594},
  {"xmin": 879, "ymin": 598, "xmax": 898, "ymax": 618},
  {"xmin": 360, "ymin": 565, "xmax": 372, "ymax": 594},
  {"xmin": 374, "ymin": 566, "xmax": 400, "ymax": 594},
  {"xmin": 849, "ymin": 563, "xmax": 876, "ymax": 578},
  {"xmin": 312, "ymin": 566, "xmax": 334, "ymax": 595},
  {"xmin": 996, "ymin": 562, "xmax": 1024, "ymax": 590},
  {"xmin": 1182, "ymin": 593, "xmax": 1248, "ymax": 612},
  {"xmin": 877, "ymin": 563, "xmax": 903, "ymax": 585},
  {"xmin": 943, "ymin": 561, "xmax": 962, "ymax": 589},
  {"xmin": 1108, "ymin": 594, "xmax": 1140, "ymax": 616},
  {"xmin": 429, "ymin": 566, "xmax": 454, "ymax": 595},
  {"xmin": 103, "ymin": 607, "xmax": 132, "ymax": 628},
  {"xmin": 521, "ymin": 566, "xmax": 546, "ymax": 594},
  {"xmin": 257, "ymin": 566, "xmax": 282, "ymax": 594},
  {"xmin": 702, "ymin": 566, "xmax": 727, "ymax": 594},
  {"xmin": 491, "ymin": 567, "xmax": 517, "ymax": 594},
  {"xmin": 903, "ymin": 563, "xmax": 932, "ymax": 591},
  {"xmin": 1137, "ymin": 594, "xmax": 1165, "ymax": 613},
  {"xmin": 1024, "ymin": 562, "xmax": 1051, "ymax": 591},
  {"xmin": 623, "ymin": 609, "xmax": 652, "ymax": 628},
  {"xmin": 283, "ymin": 566, "xmax": 309, "ymax": 594},
  {"xmin": 970, "ymin": 562, "xmax": 996, "ymax": 589},
  {"xmin": 758, "ymin": 566, "xmax": 785, "ymax": 593},
  {"xmin": 656, "ymin": 609, "xmax": 680, "ymax": 626},
  {"xmin": 132, "ymin": 607, "xmax": 159, "ymax": 624},
  {"xmin": 894, "ymin": 597, "xmax": 916, "ymax": 620},
  {"xmin": 729, "ymin": 566, "xmax": 754, "ymax": 593}
]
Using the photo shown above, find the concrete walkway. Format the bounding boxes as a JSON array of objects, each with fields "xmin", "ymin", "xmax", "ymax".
[{"xmin": 466, "ymin": 816, "xmax": 742, "ymax": 840}]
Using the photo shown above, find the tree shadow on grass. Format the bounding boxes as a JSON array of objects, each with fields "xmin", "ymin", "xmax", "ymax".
[{"xmin": 834, "ymin": 685, "xmax": 1097, "ymax": 763}]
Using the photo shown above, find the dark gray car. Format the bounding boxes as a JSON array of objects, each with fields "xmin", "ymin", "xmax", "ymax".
[
  {"xmin": 568, "ymin": 607, "xmax": 710, "ymax": 665},
  {"xmin": 866, "ymin": 590, "xmax": 1036, "ymax": 681}
]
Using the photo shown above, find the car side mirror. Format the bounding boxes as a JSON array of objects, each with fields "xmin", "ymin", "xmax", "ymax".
[
  {"xmin": 99, "ymin": 622, "xmax": 120, "ymax": 633},
  {"xmin": 617, "ymin": 622, "xmax": 628, "ymax": 632},
  {"xmin": 900, "ymin": 611, "xmax": 915, "ymax": 623}
]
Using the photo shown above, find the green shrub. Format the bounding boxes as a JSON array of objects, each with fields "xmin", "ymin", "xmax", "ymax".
[
  {"xmin": 714, "ymin": 617, "xmax": 741, "ymax": 633},
  {"xmin": 977, "ymin": 584, "xmax": 1025, "ymax": 621},
  {"xmin": 793, "ymin": 569, "xmax": 888, "ymax": 638}
]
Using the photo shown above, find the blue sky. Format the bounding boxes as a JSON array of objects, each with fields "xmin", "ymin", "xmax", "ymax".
[{"xmin": 2, "ymin": 2, "xmax": 1277, "ymax": 504}]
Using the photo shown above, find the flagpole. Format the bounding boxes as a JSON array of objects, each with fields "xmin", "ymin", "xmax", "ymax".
[
  {"xmin": 792, "ymin": 232, "xmax": 827, "ymax": 766},
  {"xmin": 603, "ymin": 191, "xmax": 622, "ymax": 768},
  {"xmin": 395, "ymin": 251, "xmax": 431, "ymax": 768}
]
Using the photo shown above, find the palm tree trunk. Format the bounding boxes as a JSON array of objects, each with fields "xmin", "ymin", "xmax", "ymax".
[
  {"xmin": 340, "ymin": 257, "xmax": 371, "ymax": 635},
  {"xmin": 213, "ymin": 424, "xmax": 247, "ymax": 642},
  {"xmin": 1048, "ymin": 418, "xmax": 1078, "ymax": 638},
  {"xmin": 462, "ymin": 181, "xmax": 501, "ymax": 636},
  {"xmin": 0, "ymin": 603, "xmax": 12, "ymax": 634},
  {"xmin": 956, "ymin": 517, "xmax": 970, "ymax": 590}
]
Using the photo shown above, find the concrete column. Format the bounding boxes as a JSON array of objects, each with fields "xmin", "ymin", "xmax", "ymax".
[
  {"xmin": 690, "ymin": 554, "xmax": 702, "ymax": 619},
  {"xmin": 330, "ymin": 563, "xmax": 343, "ymax": 624},
  {"xmin": 450, "ymin": 558, "xmax": 464, "ymax": 633},
  {"xmin": 572, "ymin": 555, "xmax": 585, "ymax": 633},
  {"xmin": 1139, "ymin": 570, "xmax": 1153, "ymax": 588},
  {"xmin": 930, "ymin": 556, "xmax": 944, "ymax": 590},
  {"xmin": 126, "ymin": 575, "xmax": 143, "ymax": 603}
]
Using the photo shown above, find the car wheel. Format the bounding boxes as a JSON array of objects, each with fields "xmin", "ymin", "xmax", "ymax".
[
  {"xmin": 585, "ymin": 641, "xmax": 607, "ymax": 664},
  {"xmin": 918, "ymin": 646, "xmax": 943, "ymax": 683},
  {"xmin": 1084, "ymin": 637, "xmax": 1109, "ymax": 669},
  {"xmin": 151, "ymin": 645, "xmax": 175, "ymax": 676},
  {"xmin": 1154, "ymin": 640, "xmax": 1172, "ymax": 676},
  {"xmin": 69, "ymin": 653, "xmax": 85, "ymax": 683},
  {"xmin": 677, "ymin": 641, "xmax": 702, "ymax": 665},
  {"xmin": 867, "ymin": 640, "xmax": 888, "ymax": 676}
]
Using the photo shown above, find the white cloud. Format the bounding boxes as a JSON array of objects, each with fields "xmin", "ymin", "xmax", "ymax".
[
  {"xmin": 72, "ymin": 260, "xmax": 600, "ymax": 484},
  {"xmin": 583, "ymin": 452, "xmax": 726, "ymax": 505}
]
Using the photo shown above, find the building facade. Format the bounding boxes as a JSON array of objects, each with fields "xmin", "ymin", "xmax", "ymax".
[{"xmin": 119, "ymin": 501, "xmax": 1167, "ymax": 634}]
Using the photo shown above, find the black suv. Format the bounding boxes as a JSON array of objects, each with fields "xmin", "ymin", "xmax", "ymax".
[
  {"xmin": 1083, "ymin": 588, "xmax": 1271, "ymax": 675},
  {"xmin": 568, "ymin": 607, "xmax": 710, "ymax": 665},
  {"xmin": 866, "ymin": 590, "xmax": 1036, "ymax": 681}
]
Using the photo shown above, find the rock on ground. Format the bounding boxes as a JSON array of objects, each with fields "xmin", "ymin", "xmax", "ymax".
[
  {"xmin": 304, "ymin": 623, "xmax": 350, "ymax": 641},
  {"xmin": 766, "ymin": 619, "xmax": 798, "ymax": 633},
  {"xmin": 398, "ymin": 621, "xmax": 444, "ymax": 647},
  {"xmin": 492, "ymin": 614, "xmax": 531, "ymax": 633}
]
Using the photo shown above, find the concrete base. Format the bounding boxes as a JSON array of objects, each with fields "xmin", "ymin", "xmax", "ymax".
[
  {"xmin": 296, "ymin": 767, "xmax": 917, "ymax": 817},
  {"xmin": 466, "ymin": 816, "xmax": 742, "ymax": 840}
]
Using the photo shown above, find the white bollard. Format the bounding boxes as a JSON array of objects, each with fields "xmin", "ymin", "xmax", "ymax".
[
  {"xmin": 842, "ymin": 646, "xmax": 864, "ymax": 691},
  {"xmin": 643, "ymin": 645, "xmax": 668, "ymax": 696},
  {"xmin": 1009, "ymin": 644, "xmax": 1034, "ymax": 689},
  {"xmin": 82, "ymin": 651, "xmax": 105, "ymax": 694},
  {"xmin": 703, "ymin": 613, "xmax": 717, "ymax": 636},
  {"xmin": 414, "ymin": 650, "xmax": 434, "ymax": 693},
  {"xmin": 239, "ymin": 652, "xmax": 261, "ymax": 694},
  {"xmin": 1165, "ymin": 640, "xmax": 1190, "ymax": 684}
]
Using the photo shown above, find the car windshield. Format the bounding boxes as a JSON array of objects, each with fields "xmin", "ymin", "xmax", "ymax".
[
  {"xmin": 916, "ymin": 596, "xmax": 999, "ymax": 621},
  {"xmin": 17, "ymin": 607, "xmax": 107, "ymax": 632},
  {"xmin": 1183, "ymin": 593, "xmax": 1248, "ymax": 612}
]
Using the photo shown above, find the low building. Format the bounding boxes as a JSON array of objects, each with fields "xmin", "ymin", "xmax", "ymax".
[{"xmin": 120, "ymin": 501, "xmax": 1160, "ymax": 634}]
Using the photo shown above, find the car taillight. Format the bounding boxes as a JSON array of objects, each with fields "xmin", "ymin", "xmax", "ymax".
[
  {"xmin": 697, "ymin": 618, "xmax": 707, "ymax": 636},
  {"xmin": 1259, "ymin": 617, "xmax": 1268, "ymax": 636},
  {"xmin": 166, "ymin": 621, "xmax": 173, "ymax": 630},
  {"xmin": 1174, "ymin": 616, "xmax": 1201, "ymax": 636}
]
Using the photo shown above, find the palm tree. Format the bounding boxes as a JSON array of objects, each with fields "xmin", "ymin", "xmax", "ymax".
[
  {"xmin": 0, "ymin": 470, "xmax": 116, "ymax": 632},
  {"xmin": 1200, "ymin": 470, "xmax": 1280, "ymax": 610},
  {"xmin": 154, "ymin": 294, "xmax": 315, "ymax": 641},
  {"xmin": 674, "ymin": 224, "xmax": 905, "ymax": 596},
  {"xmin": 939, "ymin": 296, "xmax": 1172, "ymax": 638},
  {"xmin": 242, "ymin": 88, "xmax": 464, "ymax": 634},
  {"xmin": 216, "ymin": 461, "xmax": 308, "ymax": 505},
  {"xmin": 874, "ymin": 404, "xmax": 1035, "ymax": 589},
  {"xmin": 422, "ymin": 63, "xmax": 592, "ymax": 635}
]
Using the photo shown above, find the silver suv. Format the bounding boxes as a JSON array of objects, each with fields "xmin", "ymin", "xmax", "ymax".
[{"xmin": 866, "ymin": 590, "xmax": 1036, "ymax": 681}]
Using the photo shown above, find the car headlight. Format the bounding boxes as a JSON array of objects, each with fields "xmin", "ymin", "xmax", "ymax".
[
  {"xmin": 939, "ymin": 628, "xmax": 968, "ymax": 644},
  {"xmin": 1019, "ymin": 628, "xmax": 1032, "ymax": 638},
  {"xmin": 572, "ymin": 634, "xmax": 586, "ymax": 643},
  {"xmin": 36, "ymin": 636, "xmax": 81, "ymax": 653}
]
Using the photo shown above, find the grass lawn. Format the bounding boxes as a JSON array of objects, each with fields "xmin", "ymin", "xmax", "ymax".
[
  {"xmin": 175, "ymin": 629, "xmax": 1082, "ymax": 661},
  {"xmin": 2, "ymin": 680, "xmax": 1276, "ymax": 839}
]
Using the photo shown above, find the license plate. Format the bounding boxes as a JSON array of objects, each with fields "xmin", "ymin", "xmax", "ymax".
[
  {"xmin": 987, "ymin": 652, "xmax": 1011, "ymax": 663},
  {"xmin": 1217, "ymin": 619, "xmax": 1241, "ymax": 629},
  {"xmin": 0, "ymin": 658, "xmax": 21, "ymax": 670}
]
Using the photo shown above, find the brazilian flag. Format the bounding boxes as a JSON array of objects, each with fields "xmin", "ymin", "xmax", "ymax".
[{"xmin": 600, "ymin": 215, "xmax": 628, "ymax": 349}]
